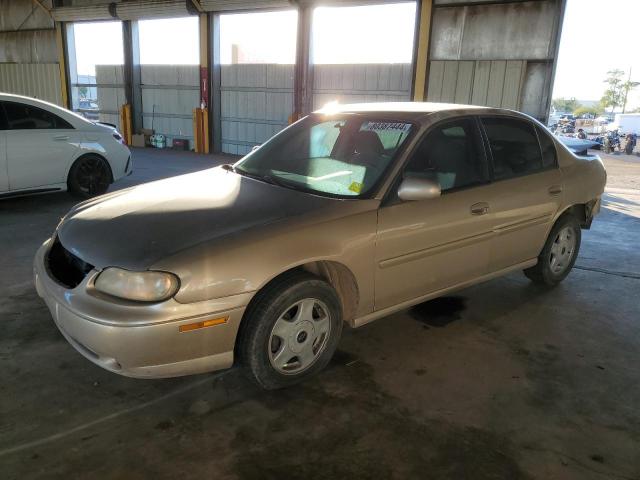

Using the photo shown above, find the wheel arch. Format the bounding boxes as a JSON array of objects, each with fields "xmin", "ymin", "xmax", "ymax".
[
  {"xmin": 234, "ymin": 260, "xmax": 360, "ymax": 355},
  {"xmin": 258, "ymin": 260, "xmax": 359, "ymax": 324},
  {"xmin": 555, "ymin": 201, "xmax": 597, "ymax": 229},
  {"xmin": 66, "ymin": 152, "xmax": 114, "ymax": 187}
]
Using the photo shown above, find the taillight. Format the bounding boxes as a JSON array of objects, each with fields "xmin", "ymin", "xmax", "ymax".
[{"xmin": 113, "ymin": 132, "xmax": 124, "ymax": 145}]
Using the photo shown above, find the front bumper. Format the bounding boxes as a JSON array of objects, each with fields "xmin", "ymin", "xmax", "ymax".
[{"xmin": 33, "ymin": 239, "xmax": 251, "ymax": 378}]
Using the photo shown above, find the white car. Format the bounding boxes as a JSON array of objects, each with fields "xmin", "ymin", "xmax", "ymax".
[{"xmin": 0, "ymin": 93, "xmax": 131, "ymax": 199}]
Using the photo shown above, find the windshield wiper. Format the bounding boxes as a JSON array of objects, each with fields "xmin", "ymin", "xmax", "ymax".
[
  {"xmin": 228, "ymin": 166, "xmax": 306, "ymax": 192},
  {"xmin": 261, "ymin": 174, "xmax": 294, "ymax": 188}
]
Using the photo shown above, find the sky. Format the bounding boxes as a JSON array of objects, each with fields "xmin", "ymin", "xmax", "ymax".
[{"xmin": 552, "ymin": 0, "xmax": 640, "ymax": 110}]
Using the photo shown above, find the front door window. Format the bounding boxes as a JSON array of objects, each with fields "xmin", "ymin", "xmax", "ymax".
[{"xmin": 404, "ymin": 118, "xmax": 488, "ymax": 192}]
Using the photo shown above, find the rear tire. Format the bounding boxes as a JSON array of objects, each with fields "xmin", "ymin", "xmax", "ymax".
[
  {"xmin": 67, "ymin": 154, "xmax": 112, "ymax": 199},
  {"xmin": 524, "ymin": 214, "xmax": 581, "ymax": 286},
  {"xmin": 238, "ymin": 271, "xmax": 343, "ymax": 390}
]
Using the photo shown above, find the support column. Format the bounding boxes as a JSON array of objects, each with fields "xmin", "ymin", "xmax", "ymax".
[
  {"xmin": 412, "ymin": 0, "xmax": 433, "ymax": 101},
  {"xmin": 545, "ymin": 0, "xmax": 567, "ymax": 122},
  {"xmin": 210, "ymin": 13, "xmax": 222, "ymax": 153},
  {"xmin": 194, "ymin": 12, "xmax": 211, "ymax": 153},
  {"xmin": 122, "ymin": 20, "xmax": 143, "ymax": 134},
  {"xmin": 293, "ymin": 4, "xmax": 313, "ymax": 120},
  {"xmin": 55, "ymin": 22, "xmax": 71, "ymax": 109}
]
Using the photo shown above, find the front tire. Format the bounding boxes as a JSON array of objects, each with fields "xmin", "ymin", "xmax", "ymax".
[
  {"xmin": 68, "ymin": 154, "xmax": 112, "ymax": 198},
  {"xmin": 524, "ymin": 214, "xmax": 581, "ymax": 286},
  {"xmin": 238, "ymin": 272, "xmax": 343, "ymax": 390}
]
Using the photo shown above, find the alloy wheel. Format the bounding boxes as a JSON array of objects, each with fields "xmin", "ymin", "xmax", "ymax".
[{"xmin": 75, "ymin": 157, "xmax": 110, "ymax": 195}]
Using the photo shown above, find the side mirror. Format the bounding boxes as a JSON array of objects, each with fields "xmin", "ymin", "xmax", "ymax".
[{"xmin": 397, "ymin": 176, "xmax": 441, "ymax": 201}]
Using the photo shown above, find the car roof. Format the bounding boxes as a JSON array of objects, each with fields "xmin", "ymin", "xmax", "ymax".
[
  {"xmin": 0, "ymin": 92, "xmax": 65, "ymax": 110},
  {"xmin": 315, "ymin": 101, "xmax": 482, "ymax": 114},
  {"xmin": 313, "ymin": 101, "xmax": 528, "ymax": 123},
  {"xmin": 0, "ymin": 92, "xmax": 95, "ymax": 129}
]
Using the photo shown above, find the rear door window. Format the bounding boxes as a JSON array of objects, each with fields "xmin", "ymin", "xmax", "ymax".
[
  {"xmin": 481, "ymin": 117, "xmax": 543, "ymax": 180},
  {"xmin": 4, "ymin": 101, "xmax": 73, "ymax": 130},
  {"xmin": 536, "ymin": 126, "xmax": 558, "ymax": 168},
  {"xmin": 0, "ymin": 102, "xmax": 8, "ymax": 130}
]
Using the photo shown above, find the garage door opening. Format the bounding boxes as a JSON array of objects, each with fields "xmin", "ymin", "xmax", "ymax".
[
  {"xmin": 138, "ymin": 16, "xmax": 200, "ymax": 148},
  {"xmin": 67, "ymin": 21, "xmax": 125, "ymax": 128},
  {"xmin": 311, "ymin": 2, "xmax": 416, "ymax": 109},
  {"xmin": 219, "ymin": 10, "xmax": 298, "ymax": 154}
]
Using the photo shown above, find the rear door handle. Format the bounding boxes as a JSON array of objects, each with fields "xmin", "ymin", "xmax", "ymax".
[
  {"xmin": 548, "ymin": 185, "xmax": 563, "ymax": 196},
  {"xmin": 52, "ymin": 135, "xmax": 69, "ymax": 141},
  {"xmin": 470, "ymin": 202, "xmax": 490, "ymax": 215}
]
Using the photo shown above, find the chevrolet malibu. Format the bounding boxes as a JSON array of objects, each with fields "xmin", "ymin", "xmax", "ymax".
[{"xmin": 34, "ymin": 103, "xmax": 606, "ymax": 389}]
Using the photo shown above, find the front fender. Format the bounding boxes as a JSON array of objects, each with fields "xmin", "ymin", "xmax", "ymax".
[{"xmin": 152, "ymin": 206, "xmax": 378, "ymax": 318}]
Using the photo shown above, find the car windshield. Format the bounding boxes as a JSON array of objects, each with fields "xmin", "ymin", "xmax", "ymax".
[{"xmin": 234, "ymin": 114, "xmax": 414, "ymax": 198}]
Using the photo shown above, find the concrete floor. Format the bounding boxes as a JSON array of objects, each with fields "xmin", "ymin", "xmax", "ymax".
[{"xmin": 1, "ymin": 148, "xmax": 639, "ymax": 480}]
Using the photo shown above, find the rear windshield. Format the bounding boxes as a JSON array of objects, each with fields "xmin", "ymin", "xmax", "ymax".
[{"xmin": 235, "ymin": 114, "xmax": 414, "ymax": 198}]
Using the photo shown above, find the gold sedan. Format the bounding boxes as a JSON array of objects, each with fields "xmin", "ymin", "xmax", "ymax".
[{"xmin": 34, "ymin": 103, "xmax": 606, "ymax": 389}]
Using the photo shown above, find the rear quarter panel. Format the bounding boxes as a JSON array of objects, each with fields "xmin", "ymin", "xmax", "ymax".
[
  {"xmin": 64, "ymin": 131, "xmax": 130, "ymax": 181},
  {"xmin": 556, "ymin": 145, "xmax": 606, "ymax": 218}
]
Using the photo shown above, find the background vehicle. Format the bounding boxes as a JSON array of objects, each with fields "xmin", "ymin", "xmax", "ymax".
[
  {"xmin": 0, "ymin": 93, "xmax": 131, "ymax": 199},
  {"xmin": 608, "ymin": 113, "xmax": 640, "ymax": 135},
  {"xmin": 35, "ymin": 103, "xmax": 606, "ymax": 389},
  {"xmin": 603, "ymin": 130, "xmax": 622, "ymax": 153},
  {"xmin": 558, "ymin": 136, "xmax": 601, "ymax": 156},
  {"xmin": 77, "ymin": 99, "xmax": 100, "ymax": 121}
]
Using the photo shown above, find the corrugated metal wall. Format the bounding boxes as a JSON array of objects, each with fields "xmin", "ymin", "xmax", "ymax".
[
  {"xmin": 312, "ymin": 64, "xmax": 412, "ymax": 109},
  {"xmin": 141, "ymin": 65, "xmax": 199, "ymax": 148},
  {"xmin": 218, "ymin": 63, "xmax": 411, "ymax": 155},
  {"xmin": 0, "ymin": 1, "xmax": 60, "ymax": 105},
  {"xmin": 0, "ymin": 30, "xmax": 58, "ymax": 63},
  {"xmin": 0, "ymin": 63, "xmax": 62, "ymax": 105},
  {"xmin": 95, "ymin": 65, "xmax": 126, "ymax": 128},
  {"xmin": 221, "ymin": 64, "xmax": 294, "ymax": 155},
  {"xmin": 427, "ymin": 60, "xmax": 526, "ymax": 110},
  {"xmin": 427, "ymin": 0, "xmax": 561, "ymax": 120}
]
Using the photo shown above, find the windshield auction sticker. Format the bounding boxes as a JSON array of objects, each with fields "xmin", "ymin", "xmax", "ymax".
[{"xmin": 361, "ymin": 122, "xmax": 412, "ymax": 133}]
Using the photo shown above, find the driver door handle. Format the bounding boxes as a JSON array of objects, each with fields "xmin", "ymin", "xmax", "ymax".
[
  {"xmin": 470, "ymin": 202, "xmax": 490, "ymax": 215},
  {"xmin": 548, "ymin": 185, "xmax": 563, "ymax": 196},
  {"xmin": 52, "ymin": 135, "xmax": 69, "ymax": 141}
]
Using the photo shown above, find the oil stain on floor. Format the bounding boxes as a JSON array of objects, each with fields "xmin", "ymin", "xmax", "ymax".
[{"xmin": 410, "ymin": 296, "xmax": 468, "ymax": 328}]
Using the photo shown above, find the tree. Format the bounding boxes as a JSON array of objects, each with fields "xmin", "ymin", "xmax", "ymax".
[
  {"xmin": 552, "ymin": 97, "xmax": 580, "ymax": 113},
  {"xmin": 621, "ymin": 68, "xmax": 639, "ymax": 113},
  {"xmin": 574, "ymin": 105, "xmax": 603, "ymax": 117},
  {"xmin": 78, "ymin": 86, "xmax": 88, "ymax": 99},
  {"xmin": 600, "ymin": 69, "xmax": 626, "ymax": 113}
]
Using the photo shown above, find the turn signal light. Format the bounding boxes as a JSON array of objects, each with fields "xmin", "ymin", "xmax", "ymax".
[{"xmin": 179, "ymin": 317, "xmax": 228, "ymax": 333}]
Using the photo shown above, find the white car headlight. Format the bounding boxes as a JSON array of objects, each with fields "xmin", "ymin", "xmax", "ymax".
[{"xmin": 94, "ymin": 268, "xmax": 179, "ymax": 302}]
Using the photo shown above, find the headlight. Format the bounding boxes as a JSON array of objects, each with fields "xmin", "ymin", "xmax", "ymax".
[{"xmin": 94, "ymin": 268, "xmax": 179, "ymax": 302}]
